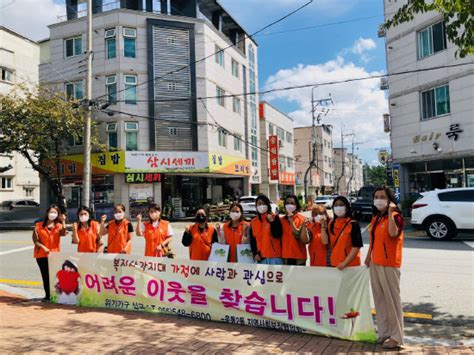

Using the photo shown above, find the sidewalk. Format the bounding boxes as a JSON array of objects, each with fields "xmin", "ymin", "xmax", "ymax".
[{"xmin": 0, "ymin": 291, "xmax": 472, "ymax": 354}]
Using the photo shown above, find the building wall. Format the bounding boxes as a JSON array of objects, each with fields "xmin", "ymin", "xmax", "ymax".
[
  {"xmin": 384, "ymin": 0, "xmax": 474, "ymax": 195},
  {"xmin": 0, "ymin": 27, "xmax": 40, "ymax": 202}
]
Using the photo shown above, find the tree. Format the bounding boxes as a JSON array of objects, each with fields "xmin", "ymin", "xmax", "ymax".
[
  {"xmin": 384, "ymin": 0, "xmax": 473, "ymax": 58},
  {"xmin": 365, "ymin": 164, "xmax": 387, "ymax": 187},
  {"xmin": 0, "ymin": 86, "xmax": 96, "ymax": 210}
]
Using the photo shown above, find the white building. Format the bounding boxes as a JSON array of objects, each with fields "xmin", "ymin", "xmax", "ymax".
[
  {"xmin": 383, "ymin": 0, "xmax": 474, "ymax": 197},
  {"xmin": 39, "ymin": 0, "xmax": 260, "ymax": 217},
  {"xmin": 258, "ymin": 101, "xmax": 295, "ymax": 202},
  {"xmin": 0, "ymin": 26, "xmax": 40, "ymax": 203},
  {"xmin": 294, "ymin": 125, "xmax": 334, "ymax": 198}
]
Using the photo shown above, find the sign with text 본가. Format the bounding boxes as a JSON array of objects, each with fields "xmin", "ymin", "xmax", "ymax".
[
  {"xmin": 125, "ymin": 152, "xmax": 209, "ymax": 173},
  {"xmin": 269, "ymin": 135, "xmax": 279, "ymax": 180}
]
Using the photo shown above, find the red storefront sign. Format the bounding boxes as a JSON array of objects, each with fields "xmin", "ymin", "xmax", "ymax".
[
  {"xmin": 269, "ymin": 135, "xmax": 279, "ymax": 181},
  {"xmin": 279, "ymin": 172, "xmax": 296, "ymax": 185}
]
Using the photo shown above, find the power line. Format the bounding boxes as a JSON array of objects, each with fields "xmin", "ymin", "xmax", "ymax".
[{"xmin": 91, "ymin": 0, "xmax": 313, "ymax": 102}]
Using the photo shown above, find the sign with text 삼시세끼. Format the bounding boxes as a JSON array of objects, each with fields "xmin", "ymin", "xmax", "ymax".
[{"xmin": 48, "ymin": 253, "xmax": 376, "ymax": 342}]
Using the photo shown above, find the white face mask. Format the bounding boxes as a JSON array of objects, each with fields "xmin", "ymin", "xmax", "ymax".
[
  {"xmin": 333, "ymin": 206, "xmax": 346, "ymax": 217},
  {"xmin": 230, "ymin": 212, "xmax": 241, "ymax": 221},
  {"xmin": 313, "ymin": 215, "xmax": 323, "ymax": 223},
  {"xmin": 48, "ymin": 212, "xmax": 58, "ymax": 221},
  {"xmin": 114, "ymin": 212, "xmax": 125, "ymax": 221},
  {"xmin": 152, "ymin": 220, "xmax": 159, "ymax": 228},
  {"xmin": 374, "ymin": 199, "xmax": 388, "ymax": 211},
  {"xmin": 285, "ymin": 204, "xmax": 296, "ymax": 213},
  {"xmin": 257, "ymin": 205, "xmax": 268, "ymax": 214},
  {"xmin": 79, "ymin": 215, "xmax": 89, "ymax": 223}
]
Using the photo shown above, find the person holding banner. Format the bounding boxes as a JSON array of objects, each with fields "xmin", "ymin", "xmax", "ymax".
[
  {"xmin": 365, "ymin": 186, "xmax": 405, "ymax": 349},
  {"xmin": 72, "ymin": 206, "xmax": 102, "ymax": 253},
  {"xmin": 182, "ymin": 208, "xmax": 218, "ymax": 261},
  {"xmin": 249, "ymin": 194, "xmax": 283, "ymax": 265},
  {"xmin": 215, "ymin": 202, "xmax": 249, "ymax": 263},
  {"xmin": 32, "ymin": 204, "xmax": 67, "ymax": 301},
  {"xmin": 280, "ymin": 195, "xmax": 307, "ymax": 265},
  {"xmin": 99, "ymin": 204, "xmax": 133, "ymax": 254},
  {"xmin": 135, "ymin": 203, "xmax": 173, "ymax": 257},
  {"xmin": 301, "ymin": 204, "xmax": 330, "ymax": 267},
  {"xmin": 321, "ymin": 196, "xmax": 363, "ymax": 269}
]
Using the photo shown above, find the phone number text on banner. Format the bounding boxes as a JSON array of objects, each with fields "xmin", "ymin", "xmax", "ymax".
[{"xmin": 48, "ymin": 253, "xmax": 376, "ymax": 342}]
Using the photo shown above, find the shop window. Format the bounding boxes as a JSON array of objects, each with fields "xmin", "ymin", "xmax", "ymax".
[
  {"xmin": 106, "ymin": 75, "xmax": 117, "ymax": 104},
  {"xmin": 124, "ymin": 75, "xmax": 137, "ymax": 104},
  {"xmin": 421, "ymin": 84, "xmax": 450, "ymax": 120},
  {"xmin": 123, "ymin": 27, "xmax": 136, "ymax": 58},
  {"xmin": 105, "ymin": 28, "xmax": 116, "ymax": 59},
  {"xmin": 106, "ymin": 122, "xmax": 118, "ymax": 150},
  {"xmin": 125, "ymin": 122, "xmax": 138, "ymax": 151},
  {"xmin": 1, "ymin": 177, "xmax": 13, "ymax": 190},
  {"xmin": 65, "ymin": 81, "xmax": 84, "ymax": 100},
  {"xmin": 64, "ymin": 35, "xmax": 82, "ymax": 58}
]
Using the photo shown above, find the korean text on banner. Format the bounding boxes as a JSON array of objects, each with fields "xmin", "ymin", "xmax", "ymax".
[{"xmin": 48, "ymin": 253, "xmax": 376, "ymax": 342}]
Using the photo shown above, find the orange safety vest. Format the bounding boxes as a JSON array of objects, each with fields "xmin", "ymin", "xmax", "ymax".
[
  {"xmin": 107, "ymin": 219, "xmax": 131, "ymax": 254},
  {"xmin": 34, "ymin": 221, "xmax": 62, "ymax": 258},
  {"xmin": 223, "ymin": 221, "xmax": 247, "ymax": 262},
  {"xmin": 250, "ymin": 214, "xmax": 282, "ymax": 259},
  {"xmin": 329, "ymin": 217, "xmax": 361, "ymax": 267},
  {"xmin": 143, "ymin": 220, "xmax": 170, "ymax": 257},
  {"xmin": 189, "ymin": 224, "xmax": 215, "ymax": 261},
  {"xmin": 308, "ymin": 222, "xmax": 328, "ymax": 267},
  {"xmin": 77, "ymin": 220, "xmax": 100, "ymax": 253},
  {"xmin": 280, "ymin": 213, "xmax": 307, "ymax": 260},
  {"xmin": 370, "ymin": 212, "xmax": 404, "ymax": 268}
]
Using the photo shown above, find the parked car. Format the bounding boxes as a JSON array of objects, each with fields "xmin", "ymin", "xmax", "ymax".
[
  {"xmin": 351, "ymin": 186, "xmax": 376, "ymax": 221},
  {"xmin": 411, "ymin": 188, "xmax": 474, "ymax": 240},
  {"xmin": 0, "ymin": 199, "xmax": 41, "ymax": 222},
  {"xmin": 314, "ymin": 195, "xmax": 333, "ymax": 209},
  {"xmin": 238, "ymin": 196, "xmax": 279, "ymax": 217}
]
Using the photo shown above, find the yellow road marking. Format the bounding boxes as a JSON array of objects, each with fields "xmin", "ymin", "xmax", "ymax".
[
  {"xmin": 0, "ymin": 278, "xmax": 42, "ymax": 286},
  {"xmin": 371, "ymin": 309, "xmax": 432, "ymax": 320}
]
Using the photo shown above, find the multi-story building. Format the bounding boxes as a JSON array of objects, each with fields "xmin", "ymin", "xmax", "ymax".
[
  {"xmin": 0, "ymin": 26, "xmax": 40, "ymax": 203},
  {"xmin": 294, "ymin": 125, "xmax": 334, "ymax": 198},
  {"xmin": 39, "ymin": 0, "xmax": 260, "ymax": 217},
  {"xmin": 258, "ymin": 101, "xmax": 295, "ymax": 202},
  {"xmin": 383, "ymin": 0, "xmax": 474, "ymax": 198}
]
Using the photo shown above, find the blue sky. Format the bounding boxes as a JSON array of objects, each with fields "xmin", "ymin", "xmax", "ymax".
[{"xmin": 1, "ymin": 0, "xmax": 390, "ymax": 164}]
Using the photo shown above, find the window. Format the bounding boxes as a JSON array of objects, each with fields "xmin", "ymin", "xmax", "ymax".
[
  {"xmin": 279, "ymin": 155, "xmax": 286, "ymax": 169},
  {"xmin": 421, "ymin": 84, "xmax": 450, "ymax": 120},
  {"xmin": 24, "ymin": 188, "xmax": 34, "ymax": 197},
  {"xmin": 68, "ymin": 135, "xmax": 83, "ymax": 146},
  {"xmin": 105, "ymin": 28, "xmax": 116, "ymax": 59},
  {"xmin": 1, "ymin": 177, "xmax": 13, "ymax": 190},
  {"xmin": 106, "ymin": 122, "xmax": 118, "ymax": 150},
  {"xmin": 218, "ymin": 129, "xmax": 227, "ymax": 147},
  {"xmin": 418, "ymin": 21, "xmax": 446, "ymax": 59},
  {"xmin": 124, "ymin": 75, "xmax": 137, "ymax": 104},
  {"xmin": 438, "ymin": 190, "xmax": 474, "ymax": 202},
  {"xmin": 216, "ymin": 86, "xmax": 225, "ymax": 107},
  {"xmin": 1, "ymin": 67, "xmax": 13, "ymax": 83},
  {"xmin": 232, "ymin": 97, "xmax": 241, "ymax": 114},
  {"xmin": 106, "ymin": 75, "xmax": 117, "ymax": 104},
  {"xmin": 167, "ymin": 82, "xmax": 177, "ymax": 91},
  {"xmin": 231, "ymin": 59, "xmax": 239, "ymax": 78},
  {"xmin": 234, "ymin": 136, "xmax": 242, "ymax": 151},
  {"xmin": 215, "ymin": 45, "xmax": 224, "ymax": 67},
  {"xmin": 268, "ymin": 123, "xmax": 274, "ymax": 135},
  {"xmin": 64, "ymin": 36, "xmax": 82, "ymax": 58},
  {"xmin": 287, "ymin": 157, "xmax": 293, "ymax": 168},
  {"xmin": 276, "ymin": 127, "xmax": 284, "ymax": 141},
  {"xmin": 123, "ymin": 27, "xmax": 136, "ymax": 58},
  {"xmin": 286, "ymin": 131, "xmax": 292, "ymax": 143},
  {"xmin": 169, "ymin": 127, "xmax": 178, "ymax": 136},
  {"xmin": 65, "ymin": 81, "xmax": 84, "ymax": 100},
  {"xmin": 125, "ymin": 122, "xmax": 138, "ymax": 151}
]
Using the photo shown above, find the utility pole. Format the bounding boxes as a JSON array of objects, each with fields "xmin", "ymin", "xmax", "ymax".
[
  {"xmin": 82, "ymin": 0, "xmax": 93, "ymax": 207},
  {"xmin": 335, "ymin": 128, "xmax": 354, "ymax": 195},
  {"xmin": 346, "ymin": 139, "xmax": 363, "ymax": 194},
  {"xmin": 303, "ymin": 86, "xmax": 332, "ymax": 202}
]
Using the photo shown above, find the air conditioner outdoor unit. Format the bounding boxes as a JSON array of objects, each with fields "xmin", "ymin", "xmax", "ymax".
[
  {"xmin": 378, "ymin": 24, "xmax": 386, "ymax": 38},
  {"xmin": 380, "ymin": 77, "xmax": 389, "ymax": 90},
  {"xmin": 278, "ymin": 139, "xmax": 284, "ymax": 148}
]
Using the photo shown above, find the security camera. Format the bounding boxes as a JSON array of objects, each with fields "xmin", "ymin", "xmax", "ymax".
[{"xmin": 410, "ymin": 149, "xmax": 417, "ymax": 154}]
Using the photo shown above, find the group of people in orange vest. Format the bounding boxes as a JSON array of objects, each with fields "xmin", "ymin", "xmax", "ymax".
[{"xmin": 32, "ymin": 186, "xmax": 404, "ymax": 349}]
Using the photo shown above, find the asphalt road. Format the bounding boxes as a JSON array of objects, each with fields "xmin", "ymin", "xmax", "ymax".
[{"xmin": 1, "ymin": 221, "xmax": 473, "ymax": 343}]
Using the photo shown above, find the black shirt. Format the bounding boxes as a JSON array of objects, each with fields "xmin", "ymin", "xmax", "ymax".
[
  {"xmin": 106, "ymin": 220, "xmax": 134, "ymax": 233},
  {"xmin": 182, "ymin": 224, "xmax": 218, "ymax": 247}
]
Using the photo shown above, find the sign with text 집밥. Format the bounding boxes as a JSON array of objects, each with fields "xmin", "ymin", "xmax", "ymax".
[{"xmin": 48, "ymin": 253, "xmax": 376, "ymax": 342}]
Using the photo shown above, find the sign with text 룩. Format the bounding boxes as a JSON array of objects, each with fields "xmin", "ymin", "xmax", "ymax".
[
  {"xmin": 269, "ymin": 135, "xmax": 279, "ymax": 181},
  {"xmin": 125, "ymin": 151, "xmax": 209, "ymax": 173},
  {"xmin": 125, "ymin": 173, "xmax": 161, "ymax": 184},
  {"xmin": 209, "ymin": 153, "xmax": 250, "ymax": 176},
  {"xmin": 48, "ymin": 253, "xmax": 376, "ymax": 342}
]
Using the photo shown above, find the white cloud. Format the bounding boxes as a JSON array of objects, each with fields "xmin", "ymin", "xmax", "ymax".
[
  {"xmin": 0, "ymin": 0, "xmax": 64, "ymax": 40},
  {"xmin": 262, "ymin": 56, "xmax": 390, "ymax": 163},
  {"xmin": 350, "ymin": 37, "xmax": 376, "ymax": 55}
]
